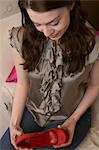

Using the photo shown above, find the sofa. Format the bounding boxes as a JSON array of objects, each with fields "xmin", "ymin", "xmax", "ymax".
[
  {"xmin": 0, "ymin": 13, "xmax": 21, "ymax": 139},
  {"xmin": 0, "ymin": 12, "xmax": 99, "ymax": 150}
]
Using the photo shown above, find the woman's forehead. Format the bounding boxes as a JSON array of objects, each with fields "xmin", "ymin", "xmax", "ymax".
[{"xmin": 27, "ymin": 7, "xmax": 65, "ymax": 24}]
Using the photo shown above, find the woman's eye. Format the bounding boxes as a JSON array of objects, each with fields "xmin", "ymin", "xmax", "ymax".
[
  {"xmin": 34, "ymin": 20, "xmax": 60, "ymax": 27},
  {"xmin": 50, "ymin": 21, "xmax": 59, "ymax": 26},
  {"xmin": 34, "ymin": 23, "xmax": 41, "ymax": 27}
]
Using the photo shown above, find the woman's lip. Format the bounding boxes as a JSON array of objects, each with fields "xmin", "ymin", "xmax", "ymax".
[{"xmin": 50, "ymin": 32, "xmax": 59, "ymax": 38}]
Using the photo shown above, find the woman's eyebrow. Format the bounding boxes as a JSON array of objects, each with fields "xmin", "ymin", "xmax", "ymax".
[
  {"xmin": 33, "ymin": 15, "xmax": 60, "ymax": 25},
  {"xmin": 47, "ymin": 15, "xmax": 60, "ymax": 25}
]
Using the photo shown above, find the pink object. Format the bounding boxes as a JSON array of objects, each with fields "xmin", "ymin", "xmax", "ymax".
[
  {"xmin": 96, "ymin": 31, "xmax": 99, "ymax": 36},
  {"xmin": 6, "ymin": 66, "xmax": 17, "ymax": 82}
]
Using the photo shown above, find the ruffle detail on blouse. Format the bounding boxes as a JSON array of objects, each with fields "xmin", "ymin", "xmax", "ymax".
[{"xmin": 35, "ymin": 40, "xmax": 63, "ymax": 116}]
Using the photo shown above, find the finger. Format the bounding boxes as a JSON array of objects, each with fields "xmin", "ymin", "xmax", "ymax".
[
  {"xmin": 11, "ymin": 140, "xmax": 18, "ymax": 149},
  {"xmin": 53, "ymin": 145, "xmax": 61, "ymax": 148},
  {"xmin": 17, "ymin": 127, "xmax": 23, "ymax": 132},
  {"xmin": 10, "ymin": 128, "xmax": 23, "ymax": 149},
  {"xmin": 18, "ymin": 147, "xmax": 27, "ymax": 150},
  {"xmin": 11, "ymin": 134, "xmax": 19, "ymax": 149},
  {"xmin": 63, "ymin": 133, "xmax": 73, "ymax": 146},
  {"xmin": 58, "ymin": 124, "xmax": 68, "ymax": 130},
  {"xmin": 18, "ymin": 148, "xmax": 32, "ymax": 150},
  {"xmin": 14, "ymin": 128, "xmax": 23, "ymax": 136},
  {"xmin": 57, "ymin": 125, "xmax": 61, "ymax": 128},
  {"xmin": 11, "ymin": 140, "xmax": 18, "ymax": 150},
  {"xmin": 18, "ymin": 148, "xmax": 22, "ymax": 150},
  {"xmin": 53, "ymin": 143, "xmax": 67, "ymax": 148}
]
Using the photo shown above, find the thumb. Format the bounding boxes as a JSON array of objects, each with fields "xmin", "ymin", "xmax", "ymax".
[
  {"xmin": 57, "ymin": 124, "xmax": 65, "ymax": 130},
  {"xmin": 58, "ymin": 123, "xmax": 66, "ymax": 128},
  {"xmin": 16, "ymin": 127, "xmax": 23, "ymax": 136},
  {"xmin": 57, "ymin": 125, "xmax": 60, "ymax": 128}
]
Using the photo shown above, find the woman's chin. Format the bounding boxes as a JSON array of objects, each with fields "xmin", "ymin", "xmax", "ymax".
[{"xmin": 50, "ymin": 35, "xmax": 61, "ymax": 41}]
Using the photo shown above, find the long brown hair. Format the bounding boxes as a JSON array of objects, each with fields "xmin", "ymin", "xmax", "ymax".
[{"xmin": 18, "ymin": 0, "xmax": 95, "ymax": 74}]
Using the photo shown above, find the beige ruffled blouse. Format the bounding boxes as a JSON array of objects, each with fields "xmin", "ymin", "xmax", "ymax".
[{"xmin": 9, "ymin": 26, "xmax": 99, "ymax": 127}]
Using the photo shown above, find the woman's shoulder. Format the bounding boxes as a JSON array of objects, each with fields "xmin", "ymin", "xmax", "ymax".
[
  {"xmin": 9, "ymin": 26, "xmax": 24, "ymax": 55},
  {"xmin": 9, "ymin": 26, "xmax": 24, "ymax": 45}
]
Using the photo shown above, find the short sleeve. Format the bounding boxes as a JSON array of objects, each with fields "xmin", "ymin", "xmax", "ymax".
[
  {"xmin": 85, "ymin": 35, "xmax": 99, "ymax": 65},
  {"xmin": 8, "ymin": 26, "xmax": 24, "ymax": 56}
]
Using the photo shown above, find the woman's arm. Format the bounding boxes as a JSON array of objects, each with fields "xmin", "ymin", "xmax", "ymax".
[
  {"xmin": 10, "ymin": 47, "xmax": 30, "ymax": 127},
  {"xmin": 54, "ymin": 60, "xmax": 99, "ymax": 148},
  {"xmin": 70, "ymin": 60, "xmax": 99, "ymax": 122}
]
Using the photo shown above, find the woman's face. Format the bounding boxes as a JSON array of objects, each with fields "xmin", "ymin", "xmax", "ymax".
[{"xmin": 27, "ymin": 7, "xmax": 71, "ymax": 41}]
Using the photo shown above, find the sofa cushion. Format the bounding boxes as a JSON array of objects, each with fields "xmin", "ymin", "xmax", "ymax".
[{"xmin": 0, "ymin": 13, "xmax": 21, "ymax": 84}]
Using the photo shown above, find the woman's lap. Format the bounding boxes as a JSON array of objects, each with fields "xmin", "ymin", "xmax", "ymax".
[{"xmin": 0, "ymin": 107, "xmax": 91, "ymax": 150}]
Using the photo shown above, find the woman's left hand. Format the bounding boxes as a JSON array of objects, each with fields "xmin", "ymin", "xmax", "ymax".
[{"xmin": 53, "ymin": 116, "xmax": 77, "ymax": 148}]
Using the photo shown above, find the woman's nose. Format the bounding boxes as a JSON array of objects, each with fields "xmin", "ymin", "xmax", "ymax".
[{"xmin": 42, "ymin": 25, "xmax": 54, "ymax": 37}]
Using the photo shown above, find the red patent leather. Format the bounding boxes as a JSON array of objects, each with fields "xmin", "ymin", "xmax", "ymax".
[{"xmin": 16, "ymin": 128, "xmax": 69, "ymax": 148}]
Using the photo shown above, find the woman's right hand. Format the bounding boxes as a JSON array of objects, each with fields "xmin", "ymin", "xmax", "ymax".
[
  {"xmin": 10, "ymin": 124, "xmax": 32, "ymax": 150},
  {"xmin": 9, "ymin": 124, "xmax": 23, "ymax": 150}
]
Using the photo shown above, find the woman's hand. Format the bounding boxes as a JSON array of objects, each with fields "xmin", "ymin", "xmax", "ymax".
[
  {"xmin": 10, "ymin": 124, "xmax": 23, "ymax": 149},
  {"xmin": 53, "ymin": 116, "xmax": 77, "ymax": 148},
  {"xmin": 10, "ymin": 124, "xmax": 32, "ymax": 150}
]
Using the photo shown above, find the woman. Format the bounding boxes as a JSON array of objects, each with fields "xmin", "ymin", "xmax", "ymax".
[{"xmin": 0, "ymin": 0, "xmax": 99, "ymax": 150}]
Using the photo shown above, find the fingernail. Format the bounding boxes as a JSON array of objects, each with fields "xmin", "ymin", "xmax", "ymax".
[{"xmin": 58, "ymin": 125, "xmax": 61, "ymax": 128}]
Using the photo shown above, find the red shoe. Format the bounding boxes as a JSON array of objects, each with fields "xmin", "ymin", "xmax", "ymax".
[{"xmin": 16, "ymin": 128, "xmax": 69, "ymax": 149}]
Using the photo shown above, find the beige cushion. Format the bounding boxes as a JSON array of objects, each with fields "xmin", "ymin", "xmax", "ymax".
[
  {"xmin": 77, "ymin": 97, "xmax": 99, "ymax": 150},
  {"xmin": 0, "ymin": 13, "xmax": 21, "ymax": 84},
  {"xmin": 0, "ymin": 12, "xmax": 20, "ymax": 105}
]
